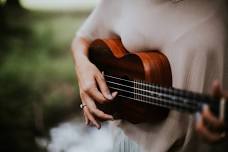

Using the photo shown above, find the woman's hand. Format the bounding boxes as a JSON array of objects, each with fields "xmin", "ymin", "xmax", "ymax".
[
  {"xmin": 72, "ymin": 37, "xmax": 117, "ymax": 129},
  {"xmin": 195, "ymin": 80, "xmax": 227, "ymax": 143},
  {"xmin": 77, "ymin": 58, "xmax": 117, "ymax": 129}
]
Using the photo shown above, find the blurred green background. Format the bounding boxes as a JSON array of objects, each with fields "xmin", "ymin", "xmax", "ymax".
[
  {"xmin": 0, "ymin": 1, "xmax": 228, "ymax": 152},
  {"xmin": 0, "ymin": 0, "xmax": 94, "ymax": 151}
]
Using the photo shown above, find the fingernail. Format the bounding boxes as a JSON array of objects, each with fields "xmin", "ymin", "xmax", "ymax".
[
  {"xmin": 202, "ymin": 104, "xmax": 208, "ymax": 112},
  {"xmin": 195, "ymin": 112, "xmax": 201, "ymax": 123},
  {"xmin": 106, "ymin": 115, "xmax": 113, "ymax": 119},
  {"xmin": 106, "ymin": 94, "xmax": 113, "ymax": 100},
  {"xmin": 112, "ymin": 91, "xmax": 118, "ymax": 98}
]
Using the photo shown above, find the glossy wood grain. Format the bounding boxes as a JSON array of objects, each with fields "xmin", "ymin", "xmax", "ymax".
[{"xmin": 88, "ymin": 39, "xmax": 172, "ymax": 123}]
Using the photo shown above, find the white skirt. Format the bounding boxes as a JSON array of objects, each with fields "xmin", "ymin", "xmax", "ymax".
[{"xmin": 112, "ymin": 127, "xmax": 142, "ymax": 152}]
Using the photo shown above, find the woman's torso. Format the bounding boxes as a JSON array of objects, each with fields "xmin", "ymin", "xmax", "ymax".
[
  {"xmin": 111, "ymin": 0, "xmax": 227, "ymax": 53},
  {"xmin": 77, "ymin": 0, "xmax": 227, "ymax": 151}
]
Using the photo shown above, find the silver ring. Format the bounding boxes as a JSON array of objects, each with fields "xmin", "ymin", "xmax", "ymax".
[{"xmin": 80, "ymin": 103, "xmax": 87, "ymax": 109}]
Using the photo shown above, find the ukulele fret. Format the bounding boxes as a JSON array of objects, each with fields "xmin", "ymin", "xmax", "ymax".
[{"xmin": 106, "ymin": 77, "xmax": 200, "ymax": 113}]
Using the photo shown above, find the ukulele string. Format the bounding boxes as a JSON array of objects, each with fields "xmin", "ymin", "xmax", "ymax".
[
  {"xmin": 105, "ymin": 74, "xmax": 188, "ymax": 97},
  {"xmin": 104, "ymin": 74, "xmax": 202, "ymax": 103},
  {"xmin": 107, "ymin": 82, "xmax": 199, "ymax": 111},
  {"xmin": 113, "ymin": 90, "xmax": 197, "ymax": 112},
  {"xmin": 103, "ymin": 74, "xmax": 203, "ymax": 111},
  {"xmin": 106, "ymin": 79, "xmax": 197, "ymax": 106}
]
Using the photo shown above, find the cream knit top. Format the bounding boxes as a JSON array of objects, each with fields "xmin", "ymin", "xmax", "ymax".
[{"xmin": 77, "ymin": 0, "xmax": 227, "ymax": 151}]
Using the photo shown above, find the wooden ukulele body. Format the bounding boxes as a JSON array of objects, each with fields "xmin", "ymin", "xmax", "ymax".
[{"xmin": 89, "ymin": 39, "xmax": 173, "ymax": 123}]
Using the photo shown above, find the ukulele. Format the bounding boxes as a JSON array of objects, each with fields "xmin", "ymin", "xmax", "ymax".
[{"xmin": 88, "ymin": 38, "xmax": 228, "ymax": 127}]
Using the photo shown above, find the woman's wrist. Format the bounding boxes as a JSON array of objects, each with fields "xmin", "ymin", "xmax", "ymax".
[
  {"xmin": 74, "ymin": 54, "xmax": 90, "ymax": 68},
  {"xmin": 71, "ymin": 37, "xmax": 91, "ymax": 67}
]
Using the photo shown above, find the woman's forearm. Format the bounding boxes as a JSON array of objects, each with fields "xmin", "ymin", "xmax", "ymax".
[
  {"xmin": 71, "ymin": 36, "xmax": 114, "ymax": 129},
  {"xmin": 71, "ymin": 37, "xmax": 91, "ymax": 67}
]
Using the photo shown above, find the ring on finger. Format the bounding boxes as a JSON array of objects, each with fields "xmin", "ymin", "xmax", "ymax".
[{"xmin": 80, "ymin": 103, "xmax": 87, "ymax": 109}]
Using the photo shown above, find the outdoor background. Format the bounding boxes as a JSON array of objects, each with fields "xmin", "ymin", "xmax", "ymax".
[
  {"xmin": 0, "ymin": 0, "xmax": 115, "ymax": 152},
  {"xmin": 0, "ymin": 0, "xmax": 228, "ymax": 152}
]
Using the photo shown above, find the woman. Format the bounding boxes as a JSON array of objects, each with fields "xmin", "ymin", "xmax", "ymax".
[{"xmin": 71, "ymin": 0, "xmax": 228, "ymax": 151}]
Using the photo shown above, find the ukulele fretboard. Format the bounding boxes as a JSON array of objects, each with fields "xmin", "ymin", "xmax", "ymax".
[{"xmin": 105, "ymin": 74, "xmax": 218, "ymax": 113}]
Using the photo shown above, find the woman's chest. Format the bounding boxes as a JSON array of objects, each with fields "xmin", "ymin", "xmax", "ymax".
[{"xmin": 112, "ymin": 0, "xmax": 221, "ymax": 52}]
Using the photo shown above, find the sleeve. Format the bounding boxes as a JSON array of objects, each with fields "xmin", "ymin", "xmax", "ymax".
[{"xmin": 76, "ymin": 0, "xmax": 118, "ymax": 41}]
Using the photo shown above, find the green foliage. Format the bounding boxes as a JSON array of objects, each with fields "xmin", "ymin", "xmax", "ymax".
[
  {"xmin": 0, "ymin": 6, "xmax": 89, "ymax": 152},
  {"xmin": 0, "ymin": 0, "xmax": 6, "ymax": 6}
]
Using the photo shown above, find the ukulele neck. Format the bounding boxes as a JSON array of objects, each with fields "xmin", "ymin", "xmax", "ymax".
[{"xmin": 105, "ymin": 74, "xmax": 219, "ymax": 114}]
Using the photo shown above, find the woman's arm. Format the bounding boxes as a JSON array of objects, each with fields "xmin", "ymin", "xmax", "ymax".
[{"xmin": 71, "ymin": 37, "xmax": 117, "ymax": 129}]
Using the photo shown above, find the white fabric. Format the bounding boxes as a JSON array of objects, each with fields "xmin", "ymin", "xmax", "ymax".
[{"xmin": 76, "ymin": 0, "xmax": 227, "ymax": 151}]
